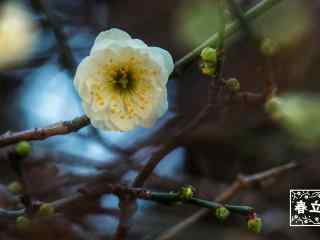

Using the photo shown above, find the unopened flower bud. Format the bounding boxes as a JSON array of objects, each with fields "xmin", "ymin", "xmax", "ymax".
[
  {"xmin": 200, "ymin": 62, "xmax": 216, "ymax": 76},
  {"xmin": 16, "ymin": 216, "xmax": 31, "ymax": 232},
  {"xmin": 201, "ymin": 47, "xmax": 217, "ymax": 63},
  {"xmin": 247, "ymin": 217, "xmax": 262, "ymax": 234},
  {"xmin": 38, "ymin": 203, "xmax": 55, "ymax": 217},
  {"xmin": 7, "ymin": 181, "xmax": 23, "ymax": 194},
  {"xmin": 265, "ymin": 94, "xmax": 320, "ymax": 148},
  {"xmin": 224, "ymin": 78, "xmax": 240, "ymax": 92},
  {"xmin": 215, "ymin": 207, "xmax": 230, "ymax": 221},
  {"xmin": 261, "ymin": 38, "xmax": 278, "ymax": 57},
  {"xmin": 179, "ymin": 185, "xmax": 194, "ymax": 200},
  {"xmin": 265, "ymin": 97, "xmax": 282, "ymax": 119},
  {"xmin": 15, "ymin": 141, "xmax": 31, "ymax": 157}
]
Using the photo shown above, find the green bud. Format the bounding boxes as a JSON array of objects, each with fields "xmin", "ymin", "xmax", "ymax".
[
  {"xmin": 265, "ymin": 97, "xmax": 282, "ymax": 119},
  {"xmin": 7, "ymin": 181, "xmax": 23, "ymax": 194},
  {"xmin": 16, "ymin": 216, "xmax": 31, "ymax": 232},
  {"xmin": 200, "ymin": 47, "xmax": 217, "ymax": 62},
  {"xmin": 15, "ymin": 141, "xmax": 32, "ymax": 157},
  {"xmin": 265, "ymin": 94, "xmax": 320, "ymax": 148},
  {"xmin": 179, "ymin": 185, "xmax": 194, "ymax": 200},
  {"xmin": 215, "ymin": 207, "xmax": 230, "ymax": 221},
  {"xmin": 38, "ymin": 203, "xmax": 55, "ymax": 217},
  {"xmin": 261, "ymin": 38, "xmax": 278, "ymax": 57},
  {"xmin": 200, "ymin": 62, "xmax": 216, "ymax": 76},
  {"xmin": 247, "ymin": 217, "xmax": 262, "ymax": 234},
  {"xmin": 224, "ymin": 78, "xmax": 240, "ymax": 92}
]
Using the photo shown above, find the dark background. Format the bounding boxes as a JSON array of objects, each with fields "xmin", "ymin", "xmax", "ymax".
[{"xmin": 0, "ymin": 0, "xmax": 320, "ymax": 239}]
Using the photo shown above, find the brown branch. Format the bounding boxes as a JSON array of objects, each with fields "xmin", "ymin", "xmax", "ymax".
[
  {"xmin": 30, "ymin": 0, "xmax": 77, "ymax": 74},
  {"xmin": 54, "ymin": 185, "xmax": 156, "ymax": 221},
  {"xmin": 113, "ymin": 195, "xmax": 136, "ymax": 240},
  {"xmin": 0, "ymin": 180, "xmax": 253, "ymax": 220},
  {"xmin": 132, "ymin": 141, "xmax": 177, "ymax": 188},
  {"xmin": 0, "ymin": 116, "xmax": 90, "ymax": 147},
  {"xmin": 155, "ymin": 161, "xmax": 299, "ymax": 240},
  {"xmin": 0, "ymin": 183, "xmax": 149, "ymax": 220},
  {"xmin": 133, "ymin": 0, "xmax": 226, "ymax": 190},
  {"xmin": 232, "ymin": 91, "xmax": 266, "ymax": 105},
  {"xmin": 131, "ymin": 103, "xmax": 217, "ymax": 189}
]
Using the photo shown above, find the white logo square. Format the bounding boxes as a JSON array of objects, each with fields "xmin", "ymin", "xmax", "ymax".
[{"xmin": 290, "ymin": 189, "xmax": 320, "ymax": 226}]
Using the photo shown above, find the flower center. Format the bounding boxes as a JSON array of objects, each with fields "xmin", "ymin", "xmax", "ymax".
[{"xmin": 112, "ymin": 67, "xmax": 136, "ymax": 93}]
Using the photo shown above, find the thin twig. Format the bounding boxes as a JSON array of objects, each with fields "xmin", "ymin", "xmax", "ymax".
[
  {"xmin": 155, "ymin": 161, "xmax": 298, "ymax": 240},
  {"xmin": 173, "ymin": 0, "xmax": 284, "ymax": 75},
  {"xmin": 30, "ymin": 0, "xmax": 77, "ymax": 74},
  {"xmin": 0, "ymin": 116, "xmax": 90, "ymax": 147},
  {"xmin": 226, "ymin": 0, "xmax": 260, "ymax": 45},
  {"xmin": 133, "ymin": 0, "xmax": 227, "ymax": 190},
  {"xmin": 0, "ymin": 184, "xmax": 254, "ymax": 220}
]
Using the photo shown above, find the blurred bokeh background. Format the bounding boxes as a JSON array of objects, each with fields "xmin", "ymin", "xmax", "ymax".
[{"xmin": 0, "ymin": 0, "xmax": 320, "ymax": 239}]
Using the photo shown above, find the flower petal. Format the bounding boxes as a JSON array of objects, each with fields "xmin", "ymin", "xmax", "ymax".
[
  {"xmin": 106, "ymin": 95, "xmax": 140, "ymax": 131},
  {"xmin": 95, "ymin": 28, "xmax": 131, "ymax": 44},
  {"xmin": 74, "ymin": 56, "xmax": 98, "ymax": 103},
  {"xmin": 90, "ymin": 28, "xmax": 148, "ymax": 55},
  {"xmin": 143, "ymin": 89, "xmax": 168, "ymax": 127},
  {"xmin": 91, "ymin": 39, "xmax": 148, "ymax": 55},
  {"xmin": 91, "ymin": 28, "xmax": 131, "ymax": 54},
  {"xmin": 149, "ymin": 47, "xmax": 174, "ymax": 79},
  {"xmin": 83, "ymin": 102, "xmax": 124, "ymax": 131},
  {"xmin": 74, "ymin": 56, "xmax": 105, "ymax": 103},
  {"xmin": 128, "ymin": 39, "xmax": 148, "ymax": 48},
  {"xmin": 76, "ymin": 28, "xmax": 173, "ymax": 132}
]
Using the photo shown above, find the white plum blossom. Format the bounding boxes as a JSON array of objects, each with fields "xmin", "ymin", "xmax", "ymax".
[
  {"xmin": 74, "ymin": 28, "xmax": 174, "ymax": 131},
  {"xmin": 0, "ymin": 2, "xmax": 38, "ymax": 69}
]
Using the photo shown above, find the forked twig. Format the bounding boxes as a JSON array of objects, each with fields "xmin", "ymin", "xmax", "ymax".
[{"xmin": 156, "ymin": 162, "xmax": 298, "ymax": 240}]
